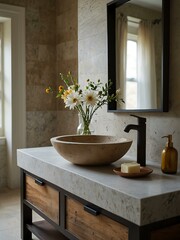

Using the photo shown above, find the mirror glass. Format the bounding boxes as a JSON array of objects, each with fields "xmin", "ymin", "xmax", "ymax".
[{"xmin": 107, "ymin": 0, "xmax": 170, "ymax": 112}]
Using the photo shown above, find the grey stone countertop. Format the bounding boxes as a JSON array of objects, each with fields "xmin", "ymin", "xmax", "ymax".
[{"xmin": 17, "ymin": 146, "xmax": 180, "ymax": 226}]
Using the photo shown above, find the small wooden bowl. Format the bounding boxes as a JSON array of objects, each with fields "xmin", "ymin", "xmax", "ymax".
[{"xmin": 113, "ymin": 167, "xmax": 153, "ymax": 178}]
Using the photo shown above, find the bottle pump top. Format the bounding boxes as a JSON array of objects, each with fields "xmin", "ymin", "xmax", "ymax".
[{"xmin": 162, "ymin": 135, "xmax": 173, "ymax": 147}]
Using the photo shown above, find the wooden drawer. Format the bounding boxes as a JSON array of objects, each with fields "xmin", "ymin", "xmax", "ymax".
[
  {"xmin": 66, "ymin": 197, "xmax": 128, "ymax": 240},
  {"xmin": 25, "ymin": 174, "xmax": 59, "ymax": 224}
]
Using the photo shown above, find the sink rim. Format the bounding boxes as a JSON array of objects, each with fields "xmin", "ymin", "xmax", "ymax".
[{"xmin": 51, "ymin": 135, "xmax": 133, "ymax": 145}]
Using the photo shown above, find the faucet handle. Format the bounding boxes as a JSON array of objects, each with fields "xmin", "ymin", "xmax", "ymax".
[{"xmin": 130, "ymin": 114, "xmax": 146, "ymax": 124}]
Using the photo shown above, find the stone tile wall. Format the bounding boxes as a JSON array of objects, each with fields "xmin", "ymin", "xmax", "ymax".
[
  {"xmin": 0, "ymin": 0, "xmax": 78, "ymax": 148},
  {"xmin": 0, "ymin": 0, "xmax": 78, "ymax": 188},
  {"xmin": 56, "ymin": 0, "xmax": 78, "ymax": 135},
  {"xmin": 25, "ymin": 0, "xmax": 57, "ymax": 147}
]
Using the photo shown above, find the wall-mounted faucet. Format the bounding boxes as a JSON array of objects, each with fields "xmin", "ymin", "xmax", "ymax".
[{"xmin": 124, "ymin": 115, "xmax": 146, "ymax": 166}]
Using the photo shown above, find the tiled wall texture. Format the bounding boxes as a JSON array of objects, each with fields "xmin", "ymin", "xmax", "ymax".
[
  {"xmin": 0, "ymin": 0, "xmax": 77, "ymax": 188},
  {"xmin": 26, "ymin": 0, "xmax": 57, "ymax": 147},
  {"xmin": 56, "ymin": 0, "xmax": 78, "ymax": 135},
  {"xmin": 0, "ymin": 0, "xmax": 77, "ymax": 148},
  {"xmin": 78, "ymin": 0, "xmax": 180, "ymax": 169}
]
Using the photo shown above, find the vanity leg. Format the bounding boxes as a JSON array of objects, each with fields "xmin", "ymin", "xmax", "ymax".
[
  {"xmin": 21, "ymin": 170, "xmax": 32, "ymax": 240},
  {"xmin": 21, "ymin": 203, "xmax": 32, "ymax": 240},
  {"xmin": 129, "ymin": 225, "xmax": 150, "ymax": 240}
]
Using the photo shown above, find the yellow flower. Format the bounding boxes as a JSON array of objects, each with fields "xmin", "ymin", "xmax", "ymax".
[
  {"xmin": 58, "ymin": 85, "xmax": 64, "ymax": 92},
  {"xmin": 61, "ymin": 89, "xmax": 73, "ymax": 101},
  {"xmin": 45, "ymin": 88, "xmax": 50, "ymax": 94}
]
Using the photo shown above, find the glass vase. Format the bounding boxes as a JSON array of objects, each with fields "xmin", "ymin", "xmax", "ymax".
[{"xmin": 77, "ymin": 114, "xmax": 92, "ymax": 135}]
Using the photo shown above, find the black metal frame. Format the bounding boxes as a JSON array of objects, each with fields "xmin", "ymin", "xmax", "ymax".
[{"xmin": 107, "ymin": 0, "xmax": 170, "ymax": 113}]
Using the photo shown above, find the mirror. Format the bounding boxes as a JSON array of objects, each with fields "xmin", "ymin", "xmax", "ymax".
[{"xmin": 107, "ymin": 0, "xmax": 170, "ymax": 112}]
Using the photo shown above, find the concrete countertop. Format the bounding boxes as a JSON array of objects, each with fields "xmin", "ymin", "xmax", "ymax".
[{"xmin": 17, "ymin": 146, "xmax": 180, "ymax": 226}]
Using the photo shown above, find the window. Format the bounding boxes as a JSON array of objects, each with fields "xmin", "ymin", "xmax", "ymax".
[
  {"xmin": 0, "ymin": 23, "xmax": 3, "ymax": 136},
  {"xmin": 126, "ymin": 36, "xmax": 138, "ymax": 109},
  {"xmin": 125, "ymin": 17, "xmax": 139, "ymax": 109}
]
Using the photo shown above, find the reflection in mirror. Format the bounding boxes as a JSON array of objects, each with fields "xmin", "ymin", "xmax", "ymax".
[{"xmin": 107, "ymin": 0, "xmax": 170, "ymax": 112}]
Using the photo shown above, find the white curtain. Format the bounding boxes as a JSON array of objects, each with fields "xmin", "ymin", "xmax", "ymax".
[
  {"xmin": 137, "ymin": 20, "xmax": 157, "ymax": 109},
  {"xmin": 116, "ymin": 14, "xmax": 127, "ymax": 108}
]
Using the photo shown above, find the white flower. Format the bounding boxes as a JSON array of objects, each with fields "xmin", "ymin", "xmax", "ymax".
[
  {"xmin": 65, "ymin": 91, "xmax": 81, "ymax": 110},
  {"xmin": 83, "ymin": 90, "xmax": 98, "ymax": 106}
]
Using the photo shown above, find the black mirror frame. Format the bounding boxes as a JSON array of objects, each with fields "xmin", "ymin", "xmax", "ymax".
[{"xmin": 107, "ymin": 0, "xmax": 170, "ymax": 112}]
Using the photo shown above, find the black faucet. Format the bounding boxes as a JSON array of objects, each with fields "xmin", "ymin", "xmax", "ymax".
[{"xmin": 124, "ymin": 114, "xmax": 146, "ymax": 166}]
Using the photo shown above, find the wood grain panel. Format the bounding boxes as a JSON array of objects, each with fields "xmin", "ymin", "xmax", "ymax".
[
  {"xmin": 66, "ymin": 197, "xmax": 128, "ymax": 240},
  {"xmin": 151, "ymin": 223, "xmax": 180, "ymax": 240},
  {"xmin": 25, "ymin": 175, "xmax": 59, "ymax": 224}
]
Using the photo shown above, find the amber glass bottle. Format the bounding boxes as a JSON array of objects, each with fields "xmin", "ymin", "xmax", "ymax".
[{"xmin": 161, "ymin": 135, "xmax": 178, "ymax": 174}]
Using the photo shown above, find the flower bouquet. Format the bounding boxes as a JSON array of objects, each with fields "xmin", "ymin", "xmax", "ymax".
[{"xmin": 46, "ymin": 72, "xmax": 123, "ymax": 135}]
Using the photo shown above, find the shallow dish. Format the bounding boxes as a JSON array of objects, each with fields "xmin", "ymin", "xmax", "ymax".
[{"xmin": 113, "ymin": 167, "xmax": 153, "ymax": 178}]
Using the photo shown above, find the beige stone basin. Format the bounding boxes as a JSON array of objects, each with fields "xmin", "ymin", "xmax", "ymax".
[{"xmin": 51, "ymin": 135, "xmax": 132, "ymax": 166}]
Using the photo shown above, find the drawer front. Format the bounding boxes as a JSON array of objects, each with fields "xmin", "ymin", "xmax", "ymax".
[
  {"xmin": 25, "ymin": 174, "xmax": 59, "ymax": 224},
  {"xmin": 66, "ymin": 197, "xmax": 128, "ymax": 240}
]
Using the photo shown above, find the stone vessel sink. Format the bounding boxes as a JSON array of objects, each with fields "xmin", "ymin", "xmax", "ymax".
[{"xmin": 51, "ymin": 135, "xmax": 132, "ymax": 166}]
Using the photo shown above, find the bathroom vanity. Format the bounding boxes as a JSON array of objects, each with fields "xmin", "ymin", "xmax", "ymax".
[{"xmin": 17, "ymin": 147, "xmax": 180, "ymax": 240}]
